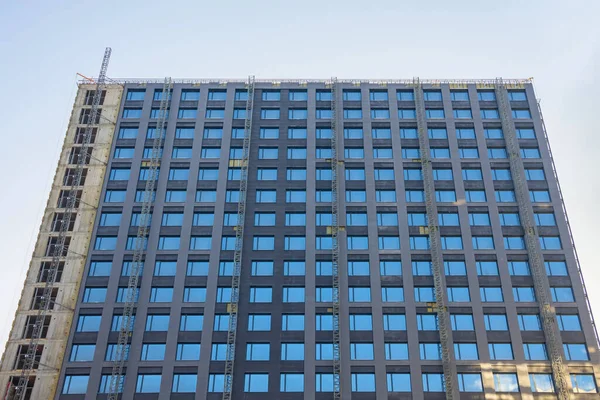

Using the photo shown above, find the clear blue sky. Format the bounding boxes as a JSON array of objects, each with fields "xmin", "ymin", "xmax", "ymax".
[{"xmin": 1, "ymin": 0, "xmax": 599, "ymax": 348}]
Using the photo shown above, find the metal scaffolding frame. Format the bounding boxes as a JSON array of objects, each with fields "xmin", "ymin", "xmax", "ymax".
[
  {"xmin": 329, "ymin": 77, "xmax": 342, "ymax": 399},
  {"xmin": 413, "ymin": 78, "xmax": 458, "ymax": 398},
  {"xmin": 107, "ymin": 77, "xmax": 172, "ymax": 400},
  {"xmin": 80, "ymin": 77, "xmax": 533, "ymax": 87},
  {"xmin": 222, "ymin": 75, "xmax": 255, "ymax": 400},
  {"xmin": 495, "ymin": 78, "xmax": 571, "ymax": 399},
  {"xmin": 11, "ymin": 48, "xmax": 112, "ymax": 400}
]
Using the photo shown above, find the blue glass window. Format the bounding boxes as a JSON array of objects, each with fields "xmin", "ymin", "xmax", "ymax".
[
  {"xmin": 289, "ymin": 90, "xmax": 307, "ymax": 101},
  {"xmin": 189, "ymin": 236, "xmax": 211, "ymax": 250},
  {"xmin": 146, "ymin": 314, "xmax": 170, "ymax": 331},
  {"xmin": 454, "ymin": 109, "xmax": 472, "ymax": 119},
  {"xmin": 195, "ymin": 190, "xmax": 216, "ymax": 202},
  {"xmin": 347, "ymin": 236, "xmax": 369, "ymax": 250},
  {"xmin": 484, "ymin": 314, "xmax": 508, "ymax": 330},
  {"xmin": 282, "ymin": 286, "xmax": 305, "ymax": 302},
  {"xmin": 282, "ymin": 314, "xmax": 304, "ymax": 331},
  {"xmin": 426, "ymin": 109, "xmax": 445, "ymax": 119},
  {"xmin": 456, "ymin": 127, "xmax": 475, "ymax": 138},
  {"xmin": 345, "ymin": 190, "xmax": 366, "ymax": 202},
  {"xmin": 349, "ymin": 314, "xmax": 373, "ymax": 330},
  {"xmin": 316, "ymin": 108, "xmax": 333, "ymax": 119},
  {"xmin": 397, "ymin": 90, "xmax": 414, "ymax": 101},
  {"xmin": 571, "ymin": 374, "xmax": 597, "ymax": 393},
  {"xmin": 187, "ymin": 261, "xmax": 209, "ymax": 276},
  {"xmin": 348, "ymin": 261, "xmax": 370, "ymax": 276},
  {"xmin": 178, "ymin": 108, "xmax": 197, "ymax": 119},
  {"xmin": 512, "ymin": 109, "xmax": 532, "ymax": 119},
  {"xmin": 441, "ymin": 236, "xmax": 463, "ymax": 250},
  {"xmin": 261, "ymin": 108, "xmax": 280, "ymax": 119},
  {"xmin": 458, "ymin": 374, "xmax": 483, "ymax": 392},
  {"xmin": 316, "ymin": 128, "xmax": 332, "ymax": 138},
  {"xmin": 351, "ymin": 373, "xmax": 376, "ymax": 392},
  {"xmin": 462, "ymin": 168, "xmax": 483, "ymax": 180},
  {"xmin": 480, "ymin": 109, "xmax": 500, "ymax": 119},
  {"xmin": 480, "ymin": 287, "xmax": 503, "ymax": 302},
  {"xmin": 383, "ymin": 314, "xmax": 406, "ymax": 330},
  {"xmin": 256, "ymin": 190, "xmax": 277, "ymax": 203},
  {"xmin": 183, "ymin": 287, "xmax": 206, "ymax": 302},
  {"xmin": 564, "ymin": 343, "xmax": 589, "ymax": 360},
  {"xmin": 316, "ymin": 90, "xmax": 332, "ymax": 101},
  {"xmin": 213, "ymin": 314, "xmax": 229, "ymax": 331},
  {"xmin": 451, "ymin": 314, "xmax": 474, "ymax": 330},
  {"xmin": 287, "ymin": 190, "xmax": 306, "ymax": 203},
  {"xmin": 255, "ymin": 212, "xmax": 276, "ymax": 226},
  {"xmin": 387, "ymin": 373, "xmax": 411, "ymax": 392},
  {"xmin": 433, "ymin": 168, "xmax": 453, "ymax": 180},
  {"xmin": 454, "ymin": 343, "xmax": 479, "ymax": 360},
  {"xmin": 172, "ymin": 374, "xmax": 197, "ymax": 393},
  {"xmin": 478, "ymin": 91, "xmax": 496, "ymax": 101},
  {"xmin": 289, "ymin": 109, "xmax": 308, "ymax": 119},
  {"xmin": 398, "ymin": 109, "xmax": 416, "ymax": 119},
  {"xmin": 136, "ymin": 375, "xmax": 161, "ymax": 393},
  {"xmin": 381, "ymin": 287, "xmax": 404, "ymax": 302},
  {"xmin": 246, "ymin": 343, "xmax": 270, "ymax": 361},
  {"xmin": 350, "ymin": 343, "xmax": 374, "ymax": 360},
  {"xmin": 489, "ymin": 343, "xmax": 514, "ymax": 360},
  {"xmin": 281, "ymin": 343, "xmax": 304, "ymax": 360},
  {"xmin": 62, "ymin": 375, "xmax": 89, "ymax": 394},
  {"xmin": 494, "ymin": 374, "xmax": 519, "ymax": 392},
  {"xmin": 122, "ymin": 108, "xmax": 142, "ymax": 118},
  {"xmin": 205, "ymin": 108, "xmax": 225, "ymax": 119},
  {"xmin": 141, "ymin": 343, "xmax": 166, "ymax": 361},
  {"xmin": 376, "ymin": 190, "xmax": 396, "ymax": 202},
  {"xmin": 244, "ymin": 374, "xmax": 269, "ymax": 393},
  {"xmin": 348, "ymin": 287, "xmax": 371, "ymax": 302}
]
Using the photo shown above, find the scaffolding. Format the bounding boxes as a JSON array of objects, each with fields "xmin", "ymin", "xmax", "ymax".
[
  {"xmin": 11, "ymin": 48, "xmax": 112, "ymax": 400},
  {"xmin": 413, "ymin": 78, "xmax": 458, "ymax": 398},
  {"xmin": 106, "ymin": 77, "xmax": 171, "ymax": 400},
  {"xmin": 82, "ymin": 78, "xmax": 533, "ymax": 86},
  {"xmin": 495, "ymin": 78, "xmax": 571, "ymax": 399},
  {"xmin": 329, "ymin": 77, "xmax": 342, "ymax": 399},
  {"xmin": 222, "ymin": 75, "xmax": 255, "ymax": 400}
]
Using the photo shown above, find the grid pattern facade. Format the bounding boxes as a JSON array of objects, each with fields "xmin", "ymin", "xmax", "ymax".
[{"xmin": 54, "ymin": 80, "xmax": 600, "ymax": 399}]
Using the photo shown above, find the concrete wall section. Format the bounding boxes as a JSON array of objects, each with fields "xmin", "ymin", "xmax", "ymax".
[{"xmin": 0, "ymin": 84, "xmax": 122, "ymax": 399}]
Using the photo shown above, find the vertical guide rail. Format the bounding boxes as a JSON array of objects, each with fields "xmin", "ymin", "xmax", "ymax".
[
  {"xmin": 329, "ymin": 77, "xmax": 342, "ymax": 400},
  {"xmin": 413, "ymin": 78, "xmax": 457, "ymax": 398},
  {"xmin": 536, "ymin": 99, "xmax": 600, "ymax": 348},
  {"xmin": 13, "ymin": 48, "xmax": 112, "ymax": 400},
  {"xmin": 495, "ymin": 79, "xmax": 570, "ymax": 399},
  {"xmin": 222, "ymin": 76, "xmax": 255, "ymax": 400},
  {"xmin": 107, "ymin": 77, "xmax": 171, "ymax": 400}
]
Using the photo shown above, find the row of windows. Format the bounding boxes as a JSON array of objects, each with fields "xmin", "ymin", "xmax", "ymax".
[
  {"xmin": 117, "ymin": 125, "xmax": 536, "ymax": 140},
  {"xmin": 108, "ymin": 165, "xmax": 548, "ymax": 183},
  {"xmin": 62, "ymin": 371, "xmax": 596, "ymax": 394},
  {"xmin": 69, "ymin": 340, "xmax": 584, "ymax": 365},
  {"xmin": 125, "ymin": 87, "xmax": 527, "ymax": 103},
  {"xmin": 104, "ymin": 187, "xmax": 551, "ymax": 205},
  {"xmin": 77, "ymin": 312, "xmax": 585, "ymax": 337},
  {"xmin": 82, "ymin": 284, "xmax": 576, "ymax": 305},
  {"xmin": 122, "ymin": 106, "xmax": 533, "ymax": 121},
  {"xmin": 99, "ymin": 210, "xmax": 557, "ymax": 229},
  {"xmin": 89, "ymin": 259, "xmax": 569, "ymax": 279},
  {"xmin": 114, "ymin": 144, "xmax": 542, "ymax": 162},
  {"xmin": 94, "ymin": 234, "xmax": 564, "ymax": 252}
]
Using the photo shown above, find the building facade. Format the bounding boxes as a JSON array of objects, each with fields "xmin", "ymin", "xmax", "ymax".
[{"xmin": 2, "ymin": 77, "xmax": 599, "ymax": 399}]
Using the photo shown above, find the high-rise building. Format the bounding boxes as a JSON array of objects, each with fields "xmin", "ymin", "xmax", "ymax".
[{"xmin": 1, "ymin": 54, "xmax": 599, "ymax": 399}]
